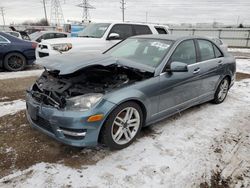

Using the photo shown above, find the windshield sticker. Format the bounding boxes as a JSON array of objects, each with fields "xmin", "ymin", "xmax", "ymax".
[{"xmin": 150, "ymin": 42, "xmax": 170, "ymax": 50}]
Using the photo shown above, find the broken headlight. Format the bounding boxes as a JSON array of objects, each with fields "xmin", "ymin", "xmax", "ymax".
[
  {"xmin": 66, "ymin": 93, "xmax": 103, "ymax": 111},
  {"xmin": 51, "ymin": 43, "xmax": 72, "ymax": 52}
]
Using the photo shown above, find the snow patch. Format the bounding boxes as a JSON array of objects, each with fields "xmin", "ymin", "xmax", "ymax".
[
  {"xmin": 0, "ymin": 100, "xmax": 26, "ymax": 117},
  {"xmin": 236, "ymin": 59, "xmax": 250, "ymax": 74},
  {"xmin": 229, "ymin": 48, "xmax": 250, "ymax": 53},
  {"xmin": 0, "ymin": 70, "xmax": 43, "ymax": 80}
]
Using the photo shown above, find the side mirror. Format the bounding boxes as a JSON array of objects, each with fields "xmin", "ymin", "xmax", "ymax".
[
  {"xmin": 108, "ymin": 33, "xmax": 120, "ymax": 40},
  {"xmin": 169, "ymin": 61, "xmax": 188, "ymax": 72}
]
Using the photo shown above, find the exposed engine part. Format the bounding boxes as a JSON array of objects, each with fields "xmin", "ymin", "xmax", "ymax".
[{"xmin": 30, "ymin": 65, "xmax": 153, "ymax": 108}]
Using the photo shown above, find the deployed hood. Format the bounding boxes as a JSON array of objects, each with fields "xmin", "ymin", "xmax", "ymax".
[{"xmin": 36, "ymin": 52, "xmax": 155, "ymax": 75}]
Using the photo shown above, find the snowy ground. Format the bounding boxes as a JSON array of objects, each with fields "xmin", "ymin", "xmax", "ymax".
[
  {"xmin": 236, "ymin": 59, "xmax": 250, "ymax": 74},
  {"xmin": 0, "ymin": 49, "xmax": 249, "ymax": 187},
  {"xmin": 0, "ymin": 79, "xmax": 249, "ymax": 188}
]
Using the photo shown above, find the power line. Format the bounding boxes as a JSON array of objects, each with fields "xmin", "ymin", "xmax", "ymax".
[
  {"xmin": 76, "ymin": 0, "xmax": 95, "ymax": 22},
  {"xmin": 120, "ymin": 0, "xmax": 125, "ymax": 22},
  {"xmin": 0, "ymin": 7, "xmax": 5, "ymax": 26},
  {"xmin": 50, "ymin": 0, "xmax": 65, "ymax": 26}
]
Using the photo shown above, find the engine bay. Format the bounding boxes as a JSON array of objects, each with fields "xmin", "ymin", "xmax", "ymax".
[{"xmin": 30, "ymin": 65, "xmax": 153, "ymax": 108}]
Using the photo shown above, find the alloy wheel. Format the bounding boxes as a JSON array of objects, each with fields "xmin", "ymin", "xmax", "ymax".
[{"xmin": 111, "ymin": 107, "xmax": 140, "ymax": 145}]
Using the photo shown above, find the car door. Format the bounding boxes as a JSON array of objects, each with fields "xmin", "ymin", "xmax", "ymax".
[
  {"xmin": 157, "ymin": 39, "xmax": 202, "ymax": 117},
  {"xmin": 0, "ymin": 35, "xmax": 11, "ymax": 63},
  {"xmin": 195, "ymin": 39, "xmax": 224, "ymax": 97},
  {"xmin": 106, "ymin": 24, "xmax": 133, "ymax": 48}
]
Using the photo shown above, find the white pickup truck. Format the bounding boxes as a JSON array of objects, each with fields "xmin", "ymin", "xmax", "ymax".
[{"xmin": 36, "ymin": 22, "xmax": 169, "ymax": 59}]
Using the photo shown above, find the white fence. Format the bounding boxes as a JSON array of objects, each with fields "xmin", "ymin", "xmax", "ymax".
[{"xmin": 169, "ymin": 28, "xmax": 250, "ymax": 48}]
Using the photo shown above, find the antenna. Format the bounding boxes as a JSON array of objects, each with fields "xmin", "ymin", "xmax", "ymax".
[
  {"xmin": 76, "ymin": 0, "xmax": 95, "ymax": 22},
  {"xmin": 50, "ymin": 0, "xmax": 65, "ymax": 26}
]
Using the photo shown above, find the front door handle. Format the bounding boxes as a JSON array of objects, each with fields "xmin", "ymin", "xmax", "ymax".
[{"xmin": 193, "ymin": 68, "xmax": 200, "ymax": 74}]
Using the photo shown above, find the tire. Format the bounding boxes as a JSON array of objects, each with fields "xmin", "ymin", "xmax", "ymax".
[
  {"xmin": 100, "ymin": 101, "xmax": 144, "ymax": 150},
  {"xmin": 4, "ymin": 53, "xmax": 26, "ymax": 71},
  {"xmin": 212, "ymin": 77, "xmax": 230, "ymax": 104}
]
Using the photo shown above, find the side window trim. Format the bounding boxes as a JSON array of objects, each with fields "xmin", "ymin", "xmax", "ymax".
[{"xmin": 0, "ymin": 35, "xmax": 11, "ymax": 44}]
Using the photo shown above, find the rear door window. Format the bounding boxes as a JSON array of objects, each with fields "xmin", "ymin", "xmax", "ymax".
[
  {"xmin": 170, "ymin": 40, "xmax": 196, "ymax": 65},
  {"xmin": 155, "ymin": 27, "xmax": 168, "ymax": 34},
  {"xmin": 133, "ymin": 25, "xmax": 152, "ymax": 35},
  {"xmin": 109, "ymin": 24, "xmax": 133, "ymax": 40},
  {"xmin": 197, "ymin": 39, "xmax": 215, "ymax": 61}
]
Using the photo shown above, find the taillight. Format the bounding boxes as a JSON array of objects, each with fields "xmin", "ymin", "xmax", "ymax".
[{"xmin": 32, "ymin": 42, "xmax": 38, "ymax": 49}]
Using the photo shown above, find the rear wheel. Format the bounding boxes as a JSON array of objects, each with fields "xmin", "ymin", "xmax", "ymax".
[
  {"xmin": 212, "ymin": 77, "xmax": 230, "ymax": 104},
  {"xmin": 4, "ymin": 53, "xmax": 26, "ymax": 71},
  {"xmin": 100, "ymin": 102, "xmax": 143, "ymax": 150}
]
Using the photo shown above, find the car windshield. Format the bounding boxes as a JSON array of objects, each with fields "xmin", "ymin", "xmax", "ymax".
[
  {"xmin": 29, "ymin": 31, "xmax": 42, "ymax": 40},
  {"xmin": 106, "ymin": 38, "xmax": 173, "ymax": 68},
  {"xmin": 78, "ymin": 23, "xmax": 111, "ymax": 38}
]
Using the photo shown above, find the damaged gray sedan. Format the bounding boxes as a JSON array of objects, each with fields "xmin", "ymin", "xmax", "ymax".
[{"xmin": 26, "ymin": 35, "xmax": 236, "ymax": 150}]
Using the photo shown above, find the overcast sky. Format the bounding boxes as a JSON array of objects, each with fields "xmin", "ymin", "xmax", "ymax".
[{"xmin": 1, "ymin": 0, "xmax": 250, "ymax": 25}]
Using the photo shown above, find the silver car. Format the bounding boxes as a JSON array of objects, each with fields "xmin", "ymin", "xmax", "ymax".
[{"xmin": 26, "ymin": 35, "xmax": 236, "ymax": 150}]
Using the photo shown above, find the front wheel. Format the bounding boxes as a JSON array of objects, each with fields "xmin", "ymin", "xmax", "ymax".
[
  {"xmin": 100, "ymin": 102, "xmax": 143, "ymax": 150},
  {"xmin": 212, "ymin": 77, "xmax": 230, "ymax": 104},
  {"xmin": 4, "ymin": 53, "xmax": 26, "ymax": 71}
]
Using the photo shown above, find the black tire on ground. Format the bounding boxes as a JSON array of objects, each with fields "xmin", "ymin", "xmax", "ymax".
[
  {"xmin": 100, "ymin": 101, "xmax": 144, "ymax": 150},
  {"xmin": 4, "ymin": 53, "xmax": 26, "ymax": 71},
  {"xmin": 212, "ymin": 77, "xmax": 230, "ymax": 104}
]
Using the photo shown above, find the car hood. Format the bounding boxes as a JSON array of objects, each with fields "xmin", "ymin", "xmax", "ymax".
[
  {"xmin": 36, "ymin": 52, "xmax": 155, "ymax": 75},
  {"xmin": 41, "ymin": 37, "xmax": 103, "ymax": 45}
]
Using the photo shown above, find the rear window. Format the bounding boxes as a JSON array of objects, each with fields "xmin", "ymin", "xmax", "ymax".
[
  {"xmin": 133, "ymin": 25, "xmax": 152, "ymax": 35},
  {"xmin": 0, "ymin": 35, "xmax": 9, "ymax": 43},
  {"xmin": 155, "ymin": 27, "xmax": 168, "ymax": 34}
]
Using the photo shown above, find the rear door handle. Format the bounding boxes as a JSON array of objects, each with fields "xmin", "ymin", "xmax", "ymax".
[
  {"xmin": 218, "ymin": 60, "xmax": 222, "ymax": 66},
  {"xmin": 193, "ymin": 68, "xmax": 200, "ymax": 74}
]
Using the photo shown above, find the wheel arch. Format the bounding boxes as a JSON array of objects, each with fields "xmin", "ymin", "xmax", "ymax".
[{"xmin": 97, "ymin": 98, "xmax": 148, "ymax": 143}]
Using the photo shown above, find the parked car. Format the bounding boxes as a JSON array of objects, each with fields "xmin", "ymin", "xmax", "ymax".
[
  {"xmin": 9, "ymin": 26, "xmax": 31, "ymax": 41},
  {"xmin": 0, "ymin": 32, "xmax": 37, "ymax": 71},
  {"xmin": 26, "ymin": 35, "xmax": 235, "ymax": 150},
  {"xmin": 35, "ymin": 22, "xmax": 169, "ymax": 59},
  {"xmin": 29, "ymin": 31, "xmax": 70, "ymax": 43}
]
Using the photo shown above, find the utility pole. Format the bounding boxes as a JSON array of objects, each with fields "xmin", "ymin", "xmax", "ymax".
[
  {"xmin": 50, "ymin": 0, "xmax": 65, "ymax": 26},
  {"xmin": 0, "ymin": 7, "xmax": 5, "ymax": 27},
  {"xmin": 120, "ymin": 0, "xmax": 125, "ymax": 22},
  {"xmin": 146, "ymin": 11, "xmax": 148, "ymax": 23},
  {"xmin": 76, "ymin": 0, "xmax": 95, "ymax": 22},
  {"xmin": 42, "ymin": 0, "xmax": 49, "ymax": 25}
]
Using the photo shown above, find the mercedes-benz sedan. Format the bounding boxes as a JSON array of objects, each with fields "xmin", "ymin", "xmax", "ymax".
[{"xmin": 26, "ymin": 35, "xmax": 236, "ymax": 150}]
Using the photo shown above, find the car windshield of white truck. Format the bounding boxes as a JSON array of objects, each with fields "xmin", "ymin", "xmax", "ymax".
[
  {"xmin": 78, "ymin": 23, "xmax": 111, "ymax": 38},
  {"xmin": 106, "ymin": 38, "xmax": 173, "ymax": 68}
]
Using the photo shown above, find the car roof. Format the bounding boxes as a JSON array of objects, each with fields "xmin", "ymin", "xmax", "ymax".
[{"xmin": 131, "ymin": 34, "xmax": 211, "ymax": 42}]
